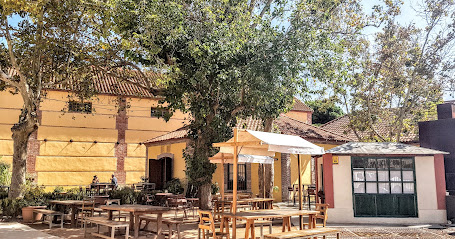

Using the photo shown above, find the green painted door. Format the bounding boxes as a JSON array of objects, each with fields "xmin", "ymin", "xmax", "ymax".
[{"xmin": 352, "ymin": 157, "xmax": 417, "ymax": 217}]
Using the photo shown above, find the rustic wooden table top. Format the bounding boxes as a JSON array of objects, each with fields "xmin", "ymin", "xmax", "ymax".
[
  {"xmin": 217, "ymin": 198, "xmax": 275, "ymax": 204},
  {"xmin": 48, "ymin": 200, "xmax": 84, "ymax": 205},
  {"xmin": 100, "ymin": 204, "xmax": 169, "ymax": 213},
  {"xmin": 220, "ymin": 209, "xmax": 319, "ymax": 220}
]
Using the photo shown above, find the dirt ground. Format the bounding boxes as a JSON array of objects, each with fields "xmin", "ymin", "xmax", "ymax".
[{"xmin": 19, "ymin": 216, "xmax": 455, "ymax": 239}]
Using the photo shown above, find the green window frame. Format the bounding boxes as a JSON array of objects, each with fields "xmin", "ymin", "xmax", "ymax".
[{"xmin": 351, "ymin": 156, "xmax": 418, "ymax": 217}]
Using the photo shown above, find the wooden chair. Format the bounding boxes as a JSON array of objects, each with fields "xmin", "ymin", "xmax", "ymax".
[
  {"xmin": 77, "ymin": 198, "xmax": 95, "ymax": 228},
  {"xmin": 306, "ymin": 203, "xmax": 329, "ymax": 228},
  {"xmin": 198, "ymin": 210, "xmax": 229, "ymax": 239},
  {"xmin": 168, "ymin": 197, "xmax": 189, "ymax": 219},
  {"xmin": 145, "ymin": 194, "xmax": 155, "ymax": 205}
]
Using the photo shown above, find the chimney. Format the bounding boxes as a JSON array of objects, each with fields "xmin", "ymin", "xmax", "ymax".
[{"xmin": 437, "ymin": 103, "xmax": 455, "ymax": 119}]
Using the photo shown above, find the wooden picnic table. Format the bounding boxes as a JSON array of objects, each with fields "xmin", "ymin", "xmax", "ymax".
[
  {"xmin": 217, "ymin": 198, "xmax": 274, "ymax": 210},
  {"xmin": 155, "ymin": 193, "xmax": 174, "ymax": 206},
  {"xmin": 220, "ymin": 209, "xmax": 319, "ymax": 239},
  {"xmin": 100, "ymin": 204, "xmax": 169, "ymax": 239},
  {"xmin": 91, "ymin": 183, "xmax": 115, "ymax": 195},
  {"xmin": 49, "ymin": 200, "xmax": 85, "ymax": 227}
]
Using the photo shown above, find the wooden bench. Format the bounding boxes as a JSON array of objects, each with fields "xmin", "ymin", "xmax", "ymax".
[
  {"xmin": 33, "ymin": 209, "xmax": 64, "ymax": 229},
  {"xmin": 264, "ymin": 227, "xmax": 340, "ymax": 239},
  {"xmin": 139, "ymin": 215, "xmax": 188, "ymax": 239},
  {"xmin": 84, "ymin": 216, "xmax": 129, "ymax": 239}
]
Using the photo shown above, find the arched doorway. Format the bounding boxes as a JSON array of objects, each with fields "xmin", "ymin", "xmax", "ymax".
[{"xmin": 148, "ymin": 155, "xmax": 173, "ymax": 190}]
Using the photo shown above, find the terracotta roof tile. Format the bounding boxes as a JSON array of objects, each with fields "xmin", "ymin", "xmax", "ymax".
[
  {"xmin": 274, "ymin": 115, "xmax": 353, "ymax": 142},
  {"xmin": 144, "ymin": 115, "xmax": 351, "ymax": 145},
  {"xmin": 31, "ymin": 68, "xmax": 163, "ymax": 98},
  {"xmin": 291, "ymin": 98, "xmax": 313, "ymax": 112},
  {"xmin": 320, "ymin": 114, "xmax": 421, "ymax": 143},
  {"xmin": 143, "ymin": 126, "xmax": 189, "ymax": 144}
]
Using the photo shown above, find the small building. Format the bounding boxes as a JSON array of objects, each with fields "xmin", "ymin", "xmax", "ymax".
[{"xmin": 320, "ymin": 142, "xmax": 447, "ymax": 224}]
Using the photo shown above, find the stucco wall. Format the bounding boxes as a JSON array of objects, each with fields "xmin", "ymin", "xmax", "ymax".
[
  {"xmin": 147, "ymin": 142, "xmax": 187, "ymax": 181},
  {"xmin": 328, "ymin": 155, "xmax": 447, "ymax": 224},
  {"xmin": 284, "ymin": 111, "xmax": 310, "ymax": 124},
  {"xmin": 0, "ymin": 90, "xmax": 187, "ymax": 189}
]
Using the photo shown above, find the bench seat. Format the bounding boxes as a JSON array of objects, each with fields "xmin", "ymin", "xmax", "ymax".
[
  {"xmin": 84, "ymin": 217, "xmax": 129, "ymax": 239},
  {"xmin": 33, "ymin": 209, "xmax": 64, "ymax": 229},
  {"xmin": 264, "ymin": 227, "xmax": 340, "ymax": 239}
]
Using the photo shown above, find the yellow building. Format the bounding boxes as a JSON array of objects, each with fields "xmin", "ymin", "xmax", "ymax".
[
  {"xmin": 144, "ymin": 113, "xmax": 352, "ymax": 202},
  {"xmin": 0, "ymin": 73, "xmax": 188, "ymax": 189}
]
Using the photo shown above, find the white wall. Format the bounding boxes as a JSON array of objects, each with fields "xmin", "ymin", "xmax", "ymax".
[{"xmin": 328, "ymin": 155, "xmax": 447, "ymax": 224}]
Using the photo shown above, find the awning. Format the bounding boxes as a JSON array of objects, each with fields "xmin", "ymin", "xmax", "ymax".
[
  {"xmin": 209, "ymin": 152, "xmax": 275, "ymax": 164},
  {"xmin": 214, "ymin": 130, "xmax": 325, "ymax": 156}
]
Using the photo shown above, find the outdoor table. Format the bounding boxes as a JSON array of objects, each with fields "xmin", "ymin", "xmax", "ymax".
[
  {"xmin": 216, "ymin": 198, "xmax": 274, "ymax": 214},
  {"xmin": 220, "ymin": 209, "xmax": 319, "ymax": 239},
  {"xmin": 91, "ymin": 183, "xmax": 115, "ymax": 195},
  {"xmin": 93, "ymin": 195, "xmax": 110, "ymax": 205},
  {"xmin": 155, "ymin": 192, "xmax": 174, "ymax": 206},
  {"xmin": 100, "ymin": 204, "xmax": 169, "ymax": 239},
  {"xmin": 48, "ymin": 200, "xmax": 85, "ymax": 227}
]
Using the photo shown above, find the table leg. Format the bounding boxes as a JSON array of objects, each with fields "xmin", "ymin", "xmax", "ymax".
[
  {"xmin": 232, "ymin": 218, "xmax": 237, "ymax": 239},
  {"xmin": 308, "ymin": 214, "xmax": 314, "ymax": 229},
  {"xmin": 157, "ymin": 213, "xmax": 164, "ymax": 239},
  {"xmin": 71, "ymin": 205, "xmax": 77, "ymax": 227},
  {"xmin": 134, "ymin": 214, "xmax": 140, "ymax": 239},
  {"xmin": 129, "ymin": 212, "xmax": 134, "ymax": 231},
  {"xmin": 244, "ymin": 220, "xmax": 250, "ymax": 239},
  {"xmin": 250, "ymin": 220, "xmax": 255, "ymax": 239}
]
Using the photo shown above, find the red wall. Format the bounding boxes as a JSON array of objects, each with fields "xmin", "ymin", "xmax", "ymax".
[
  {"xmin": 323, "ymin": 153, "xmax": 334, "ymax": 208},
  {"xmin": 434, "ymin": 154, "xmax": 447, "ymax": 210}
]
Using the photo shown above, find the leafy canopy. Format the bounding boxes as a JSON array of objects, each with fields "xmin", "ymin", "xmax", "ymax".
[{"xmin": 109, "ymin": 0, "xmax": 367, "ymax": 188}]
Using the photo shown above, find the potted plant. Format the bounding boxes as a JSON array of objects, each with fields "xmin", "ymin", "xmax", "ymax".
[
  {"xmin": 22, "ymin": 204, "xmax": 46, "ymax": 222},
  {"xmin": 21, "ymin": 183, "xmax": 48, "ymax": 222}
]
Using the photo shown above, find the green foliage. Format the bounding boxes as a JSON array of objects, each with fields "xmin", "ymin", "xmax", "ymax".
[
  {"xmin": 314, "ymin": 0, "xmax": 455, "ymax": 142},
  {"xmin": 0, "ymin": 161, "xmax": 11, "ymax": 186},
  {"xmin": 0, "ymin": 198, "xmax": 27, "ymax": 218},
  {"xmin": 52, "ymin": 186, "xmax": 64, "ymax": 194},
  {"xmin": 108, "ymin": 1, "xmax": 362, "ymax": 201},
  {"xmin": 211, "ymin": 183, "xmax": 219, "ymax": 195},
  {"xmin": 108, "ymin": 187, "xmax": 145, "ymax": 204},
  {"xmin": 0, "ymin": 0, "xmax": 124, "ymax": 198},
  {"xmin": 164, "ymin": 178, "xmax": 184, "ymax": 195},
  {"xmin": 306, "ymin": 99, "xmax": 344, "ymax": 125},
  {"xmin": 0, "ymin": 186, "xmax": 87, "ymax": 218}
]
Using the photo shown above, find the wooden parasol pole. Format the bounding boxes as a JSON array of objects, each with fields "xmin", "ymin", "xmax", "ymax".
[
  {"xmin": 298, "ymin": 154, "xmax": 303, "ymax": 229},
  {"xmin": 221, "ymin": 153, "xmax": 225, "ymax": 200},
  {"xmin": 232, "ymin": 128, "xmax": 238, "ymax": 239}
]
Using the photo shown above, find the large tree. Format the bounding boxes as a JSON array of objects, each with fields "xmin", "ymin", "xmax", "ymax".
[
  {"xmin": 316, "ymin": 0, "xmax": 455, "ymax": 142},
  {"xmin": 110, "ymin": 0, "xmax": 365, "ymax": 208},
  {"xmin": 306, "ymin": 98, "xmax": 344, "ymax": 125},
  {"xmin": 0, "ymin": 0, "xmax": 122, "ymax": 198}
]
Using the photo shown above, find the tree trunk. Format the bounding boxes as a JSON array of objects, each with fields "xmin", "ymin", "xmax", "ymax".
[
  {"xmin": 198, "ymin": 183, "xmax": 212, "ymax": 209},
  {"xmin": 9, "ymin": 127, "xmax": 36, "ymax": 198},
  {"xmin": 8, "ymin": 108, "xmax": 38, "ymax": 199},
  {"xmin": 264, "ymin": 163, "xmax": 273, "ymax": 198}
]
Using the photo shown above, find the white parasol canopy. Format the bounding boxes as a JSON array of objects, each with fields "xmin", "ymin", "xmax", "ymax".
[
  {"xmin": 210, "ymin": 152, "xmax": 275, "ymax": 164},
  {"xmin": 211, "ymin": 128, "xmax": 324, "ymax": 235},
  {"xmin": 215, "ymin": 130, "xmax": 325, "ymax": 156}
]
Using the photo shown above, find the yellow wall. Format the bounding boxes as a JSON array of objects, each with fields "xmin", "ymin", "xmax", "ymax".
[
  {"xmin": 0, "ymin": 90, "xmax": 188, "ymax": 188},
  {"xmin": 147, "ymin": 142, "xmax": 187, "ymax": 180}
]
